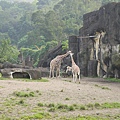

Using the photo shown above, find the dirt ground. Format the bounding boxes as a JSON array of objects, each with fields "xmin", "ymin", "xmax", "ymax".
[{"xmin": 0, "ymin": 77, "xmax": 120, "ymax": 119}]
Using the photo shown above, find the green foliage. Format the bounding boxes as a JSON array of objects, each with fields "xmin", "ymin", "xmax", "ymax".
[
  {"xmin": 0, "ymin": 0, "xmax": 119, "ymax": 65},
  {"xmin": 101, "ymin": 0, "xmax": 120, "ymax": 5},
  {"xmin": 0, "ymin": 1, "xmax": 36, "ymax": 44},
  {"xmin": 45, "ymin": 40, "xmax": 58, "ymax": 51},
  {"xmin": 62, "ymin": 40, "xmax": 69, "ymax": 51},
  {"xmin": 0, "ymin": 39, "xmax": 19, "ymax": 63}
]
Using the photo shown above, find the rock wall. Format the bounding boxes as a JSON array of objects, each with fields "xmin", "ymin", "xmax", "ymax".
[{"xmin": 69, "ymin": 2, "xmax": 120, "ymax": 78}]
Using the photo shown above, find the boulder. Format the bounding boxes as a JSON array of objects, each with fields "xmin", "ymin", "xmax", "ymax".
[{"xmin": 0, "ymin": 68, "xmax": 41, "ymax": 80}]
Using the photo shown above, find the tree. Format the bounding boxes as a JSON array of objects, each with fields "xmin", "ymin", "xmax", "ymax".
[{"xmin": 0, "ymin": 39, "xmax": 19, "ymax": 63}]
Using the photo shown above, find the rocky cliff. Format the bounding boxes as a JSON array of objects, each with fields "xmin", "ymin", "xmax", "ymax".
[{"xmin": 69, "ymin": 2, "xmax": 120, "ymax": 78}]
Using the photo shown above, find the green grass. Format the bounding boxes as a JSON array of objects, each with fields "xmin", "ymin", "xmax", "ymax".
[
  {"xmin": 42, "ymin": 102, "xmax": 120, "ymax": 112},
  {"xmin": 1, "ymin": 100, "xmax": 120, "ymax": 120},
  {"xmin": 13, "ymin": 91, "xmax": 35, "ymax": 97},
  {"xmin": 94, "ymin": 84, "xmax": 111, "ymax": 90},
  {"xmin": 47, "ymin": 103, "xmax": 55, "ymax": 108},
  {"xmin": 16, "ymin": 78, "xmax": 49, "ymax": 82},
  {"xmin": 38, "ymin": 103, "xmax": 44, "ymax": 107},
  {"xmin": 101, "ymin": 102, "xmax": 120, "ymax": 109},
  {"xmin": 59, "ymin": 115, "xmax": 110, "ymax": 120},
  {"xmin": 13, "ymin": 89, "xmax": 41, "ymax": 97},
  {"xmin": 105, "ymin": 78, "xmax": 120, "ymax": 82},
  {"xmin": 21, "ymin": 112, "xmax": 51, "ymax": 119},
  {"xmin": 0, "ymin": 77, "xmax": 12, "ymax": 80},
  {"xmin": 3, "ymin": 97, "xmax": 27, "ymax": 107},
  {"xmin": 65, "ymin": 98, "xmax": 70, "ymax": 100},
  {"xmin": 0, "ymin": 77, "xmax": 49, "ymax": 82},
  {"xmin": 0, "ymin": 86, "xmax": 4, "ymax": 88}
]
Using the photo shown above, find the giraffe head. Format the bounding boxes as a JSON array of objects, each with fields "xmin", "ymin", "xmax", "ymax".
[
  {"xmin": 70, "ymin": 52, "xmax": 74, "ymax": 56},
  {"xmin": 66, "ymin": 66, "xmax": 72, "ymax": 73},
  {"xmin": 66, "ymin": 51, "xmax": 72, "ymax": 54}
]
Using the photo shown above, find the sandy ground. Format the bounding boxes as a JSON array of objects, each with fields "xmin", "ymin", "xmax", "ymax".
[{"xmin": 0, "ymin": 77, "xmax": 120, "ymax": 119}]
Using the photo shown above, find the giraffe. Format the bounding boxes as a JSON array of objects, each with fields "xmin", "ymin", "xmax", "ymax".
[
  {"xmin": 66, "ymin": 66, "xmax": 72, "ymax": 73},
  {"xmin": 49, "ymin": 51, "xmax": 72, "ymax": 78},
  {"xmin": 69, "ymin": 53, "xmax": 80, "ymax": 83}
]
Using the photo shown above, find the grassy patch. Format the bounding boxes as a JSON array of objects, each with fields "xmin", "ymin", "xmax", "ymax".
[
  {"xmin": 13, "ymin": 91, "xmax": 35, "ymax": 97},
  {"xmin": 101, "ymin": 102, "xmax": 120, "ymax": 109},
  {"xmin": 95, "ymin": 84, "xmax": 111, "ymax": 90},
  {"xmin": 37, "ymin": 102, "xmax": 120, "ymax": 113},
  {"xmin": 47, "ymin": 103, "xmax": 55, "ymax": 108},
  {"xmin": 1, "ymin": 100, "xmax": 120, "ymax": 120},
  {"xmin": 105, "ymin": 78, "xmax": 120, "ymax": 82},
  {"xmin": 13, "ymin": 89, "xmax": 41, "ymax": 97},
  {"xmin": 38, "ymin": 103, "xmax": 44, "ymax": 107},
  {"xmin": 36, "ymin": 102, "xmax": 120, "ymax": 113},
  {"xmin": 0, "ymin": 77, "xmax": 49, "ymax": 82},
  {"xmin": 21, "ymin": 112, "xmax": 51, "ymax": 119},
  {"xmin": 0, "ymin": 77, "xmax": 11, "ymax": 80},
  {"xmin": 16, "ymin": 78, "xmax": 49, "ymax": 82},
  {"xmin": 59, "ymin": 115, "xmax": 110, "ymax": 120},
  {"xmin": 65, "ymin": 98, "xmax": 70, "ymax": 100},
  {"xmin": 80, "ymin": 105, "xmax": 86, "ymax": 110},
  {"xmin": 3, "ymin": 97, "xmax": 27, "ymax": 107},
  {"xmin": 0, "ymin": 86, "xmax": 4, "ymax": 88}
]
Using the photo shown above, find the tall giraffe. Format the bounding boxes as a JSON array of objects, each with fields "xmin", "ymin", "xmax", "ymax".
[
  {"xmin": 69, "ymin": 53, "xmax": 80, "ymax": 83},
  {"xmin": 49, "ymin": 51, "xmax": 71, "ymax": 78}
]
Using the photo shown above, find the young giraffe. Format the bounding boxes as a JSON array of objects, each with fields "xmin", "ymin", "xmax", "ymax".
[
  {"xmin": 69, "ymin": 53, "xmax": 80, "ymax": 83},
  {"xmin": 49, "ymin": 51, "xmax": 71, "ymax": 78},
  {"xmin": 66, "ymin": 66, "xmax": 72, "ymax": 73}
]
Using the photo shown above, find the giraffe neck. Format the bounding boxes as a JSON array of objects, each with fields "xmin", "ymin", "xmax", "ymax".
[
  {"xmin": 70, "ymin": 55, "xmax": 76, "ymax": 66},
  {"xmin": 57, "ymin": 52, "xmax": 69, "ymax": 60}
]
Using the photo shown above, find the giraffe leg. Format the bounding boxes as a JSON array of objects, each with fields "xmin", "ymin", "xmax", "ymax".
[
  {"xmin": 75, "ymin": 74, "xmax": 77, "ymax": 83},
  {"xmin": 52, "ymin": 68, "xmax": 55, "ymax": 78},
  {"xmin": 78, "ymin": 73, "xmax": 80, "ymax": 84},
  {"xmin": 56, "ymin": 68, "xmax": 59, "ymax": 78},
  {"xmin": 49, "ymin": 66, "xmax": 52, "ymax": 78},
  {"xmin": 49, "ymin": 69, "xmax": 51, "ymax": 78},
  {"xmin": 58, "ymin": 69, "xmax": 61, "ymax": 78},
  {"xmin": 56, "ymin": 67, "xmax": 60, "ymax": 78},
  {"xmin": 72, "ymin": 74, "xmax": 75, "ymax": 82},
  {"xmin": 58, "ymin": 65, "xmax": 61, "ymax": 78}
]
